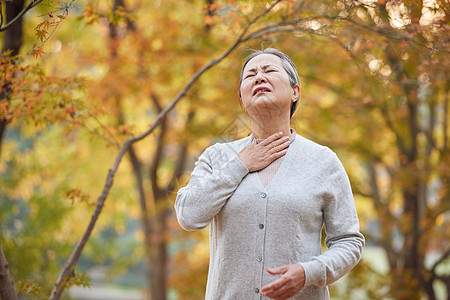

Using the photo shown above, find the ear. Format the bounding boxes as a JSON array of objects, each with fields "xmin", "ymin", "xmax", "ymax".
[{"xmin": 292, "ymin": 84, "xmax": 300, "ymax": 102}]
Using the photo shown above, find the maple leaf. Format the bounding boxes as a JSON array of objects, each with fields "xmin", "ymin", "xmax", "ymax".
[
  {"xmin": 35, "ymin": 29, "xmax": 48, "ymax": 42},
  {"xmin": 31, "ymin": 47, "xmax": 46, "ymax": 59}
]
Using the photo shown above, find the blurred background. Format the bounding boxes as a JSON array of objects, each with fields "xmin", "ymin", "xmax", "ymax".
[{"xmin": 0, "ymin": 0, "xmax": 448, "ymax": 299}]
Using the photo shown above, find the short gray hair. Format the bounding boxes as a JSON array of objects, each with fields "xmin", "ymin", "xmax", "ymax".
[{"xmin": 238, "ymin": 48, "xmax": 301, "ymax": 118}]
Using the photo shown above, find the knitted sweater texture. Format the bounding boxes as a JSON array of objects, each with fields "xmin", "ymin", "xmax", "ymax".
[
  {"xmin": 175, "ymin": 133, "xmax": 365, "ymax": 300},
  {"xmin": 255, "ymin": 129, "xmax": 296, "ymax": 187}
]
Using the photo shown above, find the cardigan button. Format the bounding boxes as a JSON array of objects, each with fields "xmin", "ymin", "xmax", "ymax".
[
  {"xmin": 254, "ymin": 288, "xmax": 260, "ymax": 294},
  {"xmin": 257, "ymin": 257, "xmax": 262, "ymax": 262},
  {"xmin": 259, "ymin": 224, "xmax": 264, "ymax": 229},
  {"xmin": 261, "ymin": 192, "xmax": 267, "ymax": 198}
]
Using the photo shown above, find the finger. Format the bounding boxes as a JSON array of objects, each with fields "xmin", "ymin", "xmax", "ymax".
[
  {"xmin": 270, "ymin": 140, "xmax": 290, "ymax": 153},
  {"xmin": 258, "ymin": 131, "xmax": 284, "ymax": 146},
  {"xmin": 265, "ymin": 135, "xmax": 290, "ymax": 149},
  {"xmin": 268, "ymin": 149, "xmax": 288, "ymax": 161},
  {"xmin": 261, "ymin": 266, "xmax": 289, "ymax": 294},
  {"xmin": 267, "ymin": 281, "xmax": 292, "ymax": 298},
  {"xmin": 270, "ymin": 135, "xmax": 290, "ymax": 147},
  {"xmin": 261, "ymin": 276, "xmax": 287, "ymax": 294},
  {"xmin": 265, "ymin": 138, "xmax": 290, "ymax": 156},
  {"xmin": 266, "ymin": 287, "xmax": 291, "ymax": 300},
  {"xmin": 261, "ymin": 283, "xmax": 282, "ymax": 296},
  {"xmin": 262, "ymin": 284, "xmax": 292, "ymax": 299},
  {"xmin": 264, "ymin": 276, "xmax": 297, "ymax": 299},
  {"xmin": 267, "ymin": 266, "xmax": 288, "ymax": 275}
]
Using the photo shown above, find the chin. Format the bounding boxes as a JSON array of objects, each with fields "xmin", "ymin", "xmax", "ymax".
[{"xmin": 250, "ymin": 99, "xmax": 286, "ymax": 114}]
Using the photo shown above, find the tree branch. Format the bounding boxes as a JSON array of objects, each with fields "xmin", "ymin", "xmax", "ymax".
[
  {"xmin": 443, "ymin": 90, "xmax": 449, "ymax": 154},
  {"xmin": 167, "ymin": 109, "xmax": 195, "ymax": 195},
  {"xmin": 367, "ymin": 162, "xmax": 398, "ymax": 268},
  {"xmin": 0, "ymin": 0, "xmax": 43, "ymax": 32},
  {"xmin": 335, "ymin": 15, "xmax": 448, "ymax": 52},
  {"xmin": 378, "ymin": 104, "xmax": 411, "ymax": 157},
  {"xmin": 127, "ymin": 142, "xmax": 154, "ymax": 274},
  {"xmin": 1, "ymin": 2, "xmax": 3, "ymax": 29},
  {"xmin": 352, "ymin": 187, "xmax": 373, "ymax": 199},
  {"xmin": 128, "ymin": 144, "xmax": 147, "ymax": 214},
  {"xmin": 149, "ymin": 93, "xmax": 166, "ymax": 200},
  {"xmin": 48, "ymin": 1, "xmax": 283, "ymax": 298},
  {"xmin": 427, "ymin": 248, "xmax": 450, "ymax": 283},
  {"xmin": 241, "ymin": 8, "xmax": 449, "ymax": 54}
]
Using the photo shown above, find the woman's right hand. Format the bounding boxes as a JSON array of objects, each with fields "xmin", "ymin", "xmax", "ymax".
[{"xmin": 238, "ymin": 132, "xmax": 290, "ymax": 173}]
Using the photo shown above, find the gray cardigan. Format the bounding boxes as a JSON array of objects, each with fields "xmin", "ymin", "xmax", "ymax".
[{"xmin": 175, "ymin": 134, "xmax": 365, "ymax": 300}]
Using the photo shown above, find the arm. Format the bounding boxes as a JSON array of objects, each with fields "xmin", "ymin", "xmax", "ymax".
[
  {"xmin": 175, "ymin": 144, "xmax": 249, "ymax": 231},
  {"xmin": 300, "ymin": 151, "xmax": 365, "ymax": 287},
  {"xmin": 175, "ymin": 132, "xmax": 291, "ymax": 231}
]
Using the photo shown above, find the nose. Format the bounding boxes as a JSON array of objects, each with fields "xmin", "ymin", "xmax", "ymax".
[{"xmin": 254, "ymin": 71, "xmax": 266, "ymax": 84}]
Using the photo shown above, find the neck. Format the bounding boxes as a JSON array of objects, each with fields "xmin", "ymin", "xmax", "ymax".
[{"xmin": 251, "ymin": 115, "xmax": 291, "ymax": 139}]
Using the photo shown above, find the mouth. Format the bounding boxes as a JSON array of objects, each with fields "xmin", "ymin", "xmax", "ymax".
[{"xmin": 253, "ymin": 87, "xmax": 271, "ymax": 96}]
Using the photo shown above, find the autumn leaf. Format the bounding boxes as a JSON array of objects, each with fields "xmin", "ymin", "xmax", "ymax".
[
  {"xmin": 31, "ymin": 47, "xmax": 46, "ymax": 59},
  {"xmin": 35, "ymin": 29, "xmax": 48, "ymax": 42},
  {"xmin": 66, "ymin": 188, "xmax": 91, "ymax": 206}
]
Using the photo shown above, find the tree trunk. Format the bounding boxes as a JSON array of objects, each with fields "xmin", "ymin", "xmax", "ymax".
[
  {"xmin": 0, "ymin": 241, "xmax": 18, "ymax": 300},
  {"xmin": 0, "ymin": 1, "xmax": 25, "ymax": 296},
  {"xmin": 1, "ymin": 0, "xmax": 24, "ymax": 55},
  {"xmin": 148, "ymin": 206, "xmax": 168, "ymax": 300},
  {"xmin": 402, "ymin": 182, "xmax": 422, "ymax": 291},
  {"xmin": 0, "ymin": 0, "xmax": 25, "ymax": 157},
  {"xmin": 147, "ymin": 93, "xmax": 169, "ymax": 300}
]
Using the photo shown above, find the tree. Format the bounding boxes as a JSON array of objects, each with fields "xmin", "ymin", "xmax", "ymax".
[
  {"xmin": 264, "ymin": 1, "xmax": 449, "ymax": 298},
  {"xmin": 1, "ymin": 0, "xmax": 25, "ymax": 155},
  {"xmin": 42, "ymin": 1, "xmax": 292, "ymax": 298},
  {"xmin": 1, "ymin": 0, "xmax": 37, "ymax": 298},
  {"xmin": 1, "ymin": 1, "xmax": 448, "ymax": 299}
]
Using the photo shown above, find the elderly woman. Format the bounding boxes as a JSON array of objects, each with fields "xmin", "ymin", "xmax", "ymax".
[{"xmin": 175, "ymin": 48, "xmax": 364, "ymax": 300}]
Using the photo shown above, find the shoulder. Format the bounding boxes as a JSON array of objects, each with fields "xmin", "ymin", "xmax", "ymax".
[
  {"xmin": 293, "ymin": 134, "xmax": 336, "ymax": 160},
  {"xmin": 293, "ymin": 134, "xmax": 348, "ymax": 178},
  {"xmin": 292, "ymin": 134, "xmax": 346, "ymax": 173},
  {"xmin": 209, "ymin": 135, "xmax": 252, "ymax": 154},
  {"xmin": 198, "ymin": 135, "xmax": 252, "ymax": 161}
]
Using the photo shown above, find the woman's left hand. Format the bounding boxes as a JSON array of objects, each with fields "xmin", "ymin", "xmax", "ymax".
[{"xmin": 261, "ymin": 264, "xmax": 305, "ymax": 299}]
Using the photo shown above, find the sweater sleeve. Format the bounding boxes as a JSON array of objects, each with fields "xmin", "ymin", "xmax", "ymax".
[
  {"xmin": 175, "ymin": 144, "xmax": 249, "ymax": 231},
  {"xmin": 301, "ymin": 150, "xmax": 365, "ymax": 287}
]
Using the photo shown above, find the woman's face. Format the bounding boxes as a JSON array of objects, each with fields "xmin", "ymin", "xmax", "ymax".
[{"xmin": 240, "ymin": 54, "xmax": 299, "ymax": 119}]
